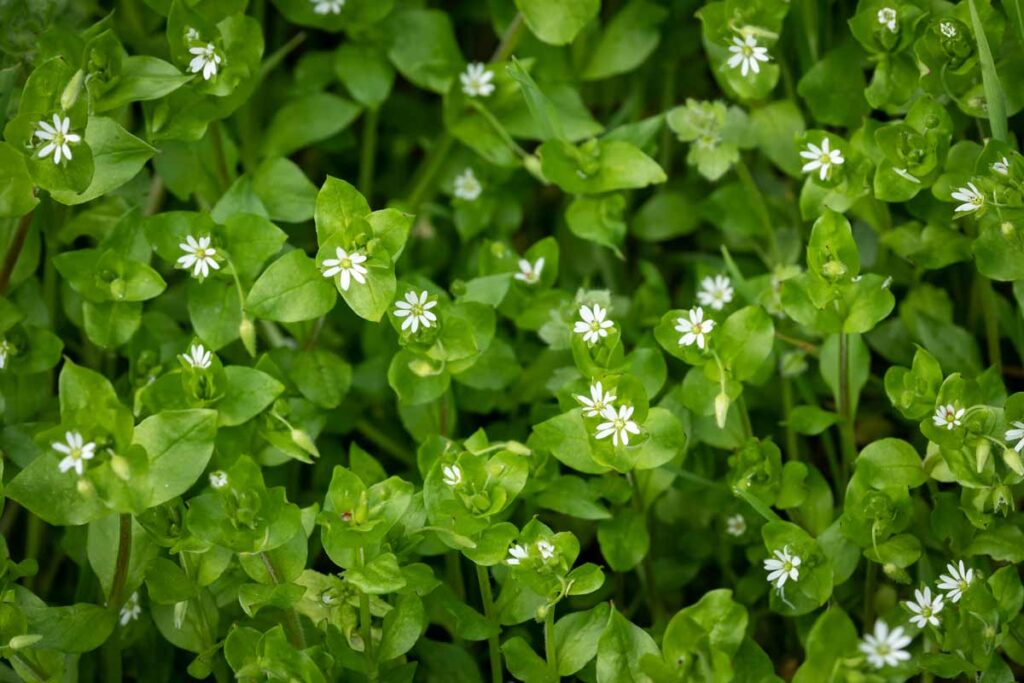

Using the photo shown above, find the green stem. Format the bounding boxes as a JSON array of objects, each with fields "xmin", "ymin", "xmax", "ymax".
[
  {"xmin": 862, "ymin": 560, "xmax": 878, "ymax": 628},
  {"xmin": 23, "ymin": 514, "xmax": 43, "ymax": 591},
  {"xmin": 544, "ymin": 605, "xmax": 558, "ymax": 680},
  {"xmin": 404, "ymin": 132, "xmax": 454, "ymax": 211},
  {"xmin": 354, "ymin": 419, "xmax": 413, "ymax": 465},
  {"xmin": 734, "ymin": 487, "xmax": 783, "ymax": 524},
  {"xmin": 978, "ymin": 274, "xmax": 1002, "ymax": 371},
  {"xmin": 836, "ymin": 333, "xmax": 857, "ymax": 488},
  {"xmin": 209, "ymin": 119, "xmax": 232, "ymax": 193},
  {"xmin": 493, "ymin": 13, "xmax": 526, "ymax": 63},
  {"xmin": 359, "ymin": 107, "xmax": 379, "ymax": 203},
  {"xmin": 658, "ymin": 60, "xmax": 678, "ymax": 173},
  {"xmin": 259, "ymin": 552, "xmax": 307, "ymax": 650},
  {"xmin": 108, "ymin": 514, "xmax": 133, "ymax": 610},
  {"xmin": 627, "ymin": 473, "xmax": 664, "ymax": 626},
  {"xmin": 736, "ymin": 393, "xmax": 754, "ymax": 441},
  {"xmin": 9, "ymin": 654, "xmax": 45, "ymax": 683},
  {"xmin": 781, "ymin": 376, "xmax": 799, "ymax": 461},
  {"xmin": 734, "ymin": 158, "xmax": 779, "ymax": 264},
  {"xmin": 475, "ymin": 564, "xmax": 503, "ymax": 683},
  {"xmin": 144, "ymin": 174, "xmax": 166, "ymax": 216},
  {"xmin": 358, "ymin": 548, "xmax": 378, "ymax": 681},
  {"xmin": 0, "ymin": 210, "xmax": 34, "ymax": 296},
  {"xmin": 257, "ymin": 31, "xmax": 307, "ymax": 84}
]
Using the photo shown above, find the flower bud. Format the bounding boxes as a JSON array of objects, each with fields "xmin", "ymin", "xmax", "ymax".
[
  {"xmin": 714, "ymin": 392, "xmax": 730, "ymax": 429},
  {"xmin": 110, "ymin": 453, "xmax": 131, "ymax": 480},
  {"xmin": 291, "ymin": 429, "xmax": 319, "ymax": 458},
  {"xmin": 239, "ymin": 316, "xmax": 257, "ymax": 357},
  {"xmin": 8, "ymin": 634, "xmax": 42, "ymax": 649},
  {"xmin": 109, "ymin": 277, "xmax": 127, "ymax": 301},
  {"xmin": 1003, "ymin": 447, "xmax": 1024, "ymax": 476},
  {"xmin": 61, "ymin": 69, "xmax": 86, "ymax": 111},
  {"xmin": 77, "ymin": 478, "xmax": 96, "ymax": 497},
  {"xmin": 975, "ymin": 439, "xmax": 991, "ymax": 474}
]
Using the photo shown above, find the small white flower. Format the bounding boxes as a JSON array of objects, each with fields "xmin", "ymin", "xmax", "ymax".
[
  {"xmin": 460, "ymin": 62, "xmax": 495, "ymax": 97},
  {"xmin": 932, "ymin": 404, "xmax": 965, "ymax": 431},
  {"xmin": 892, "ymin": 167, "xmax": 921, "ymax": 184},
  {"xmin": 575, "ymin": 381, "xmax": 617, "ymax": 418},
  {"xmin": 506, "ymin": 544, "xmax": 529, "ymax": 566},
  {"xmin": 992, "ymin": 157, "xmax": 1010, "ymax": 176},
  {"xmin": 320, "ymin": 591, "xmax": 337, "ymax": 605},
  {"xmin": 0, "ymin": 338, "xmax": 11, "ymax": 369},
  {"xmin": 453, "ymin": 168, "xmax": 482, "ymax": 201},
  {"xmin": 514, "ymin": 257, "xmax": 544, "ymax": 285},
  {"xmin": 877, "ymin": 7, "xmax": 898, "ymax": 32},
  {"xmin": 180, "ymin": 343, "xmax": 212, "ymax": 369},
  {"xmin": 763, "ymin": 546, "xmax": 801, "ymax": 590},
  {"xmin": 697, "ymin": 274, "xmax": 734, "ymax": 311},
  {"xmin": 536, "ymin": 540, "xmax": 555, "ymax": 560},
  {"xmin": 905, "ymin": 586, "xmax": 944, "ymax": 628},
  {"xmin": 675, "ymin": 306, "xmax": 715, "ymax": 350},
  {"xmin": 394, "ymin": 290, "xmax": 438, "ymax": 333},
  {"xmin": 177, "ymin": 235, "xmax": 220, "ymax": 279},
  {"xmin": 442, "ymin": 464, "xmax": 462, "ymax": 487},
  {"xmin": 800, "ymin": 138, "xmax": 845, "ymax": 181},
  {"xmin": 726, "ymin": 34, "xmax": 770, "ymax": 77},
  {"xmin": 858, "ymin": 620, "xmax": 912, "ymax": 669},
  {"xmin": 882, "ymin": 276, "xmax": 893, "ymax": 289},
  {"xmin": 188, "ymin": 43, "xmax": 222, "ymax": 80},
  {"xmin": 34, "ymin": 114, "xmax": 81, "ymax": 165},
  {"xmin": 53, "ymin": 431, "xmax": 97, "ymax": 477},
  {"xmin": 311, "ymin": 0, "xmax": 344, "ymax": 15},
  {"xmin": 209, "ymin": 470, "xmax": 228, "ymax": 489},
  {"xmin": 185, "ymin": 27, "xmax": 201, "ymax": 41},
  {"xmin": 725, "ymin": 514, "xmax": 746, "ymax": 537},
  {"xmin": 573, "ymin": 304, "xmax": 614, "ymax": 345},
  {"xmin": 1005, "ymin": 420, "xmax": 1024, "ymax": 453},
  {"xmin": 321, "ymin": 247, "xmax": 368, "ymax": 291},
  {"xmin": 939, "ymin": 21, "xmax": 958, "ymax": 39},
  {"xmin": 951, "ymin": 182, "xmax": 984, "ymax": 214},
  {"xmin": 595, "ymin": 405, "xmax": 641, "ymax": 447},
  {"xmin": 119, "ymin": 592, "xmax": 142, "ymax": 626},
  {"xmin": 937, "ymin": 560, "xmax": 974, "ymax": 603}
]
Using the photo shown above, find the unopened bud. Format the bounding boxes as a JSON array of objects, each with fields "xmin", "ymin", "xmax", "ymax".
[
  {"xmin": 61, "ymin": 69, "xmax": 86, "ymax": 111},
  {"xmin": 715, "ymin": 392, "xmax": 730, "ymax": 429},
  {"xmin": 8, "ymin": 634, "xmax": 42, "ymax": 650},
  {"xmin": 239, "ymin": 316, "xmax": 256, "ymax": 356},
  {"xmin": 109, "ymin": 278, "xmax": 126, "ymax": 300},
  {"xmin": 1003, "ymin": 447, "xmax": 1024, "ymax": 476},
  {"xmin": 291, "ymin": 429, "xmax": 319, "ymax": 458},
  {"xmin": 110, "ymin": 454, "xmax": 131, "ymax": 480},
  {"xmin": 975, "ymin": 439, "xmax": 991, "ymax": 474}
]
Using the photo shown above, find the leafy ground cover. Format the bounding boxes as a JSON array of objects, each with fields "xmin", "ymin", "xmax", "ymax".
[{"xmin": 1, "ymin": 0, "xmax": 1024, "ymax": 680}]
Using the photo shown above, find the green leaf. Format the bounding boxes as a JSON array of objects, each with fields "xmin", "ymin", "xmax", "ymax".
[
  {"xmin": 515, "ymin": 0, "xmax": 599, "ymax": 46},
  {"xmin": 251, "ymin": 158, "xmax": 317, "ymax": 223},
  {"xmin": 246, "ymin": 250, "xmax": 338, "ymax": 323},
  {"xmin": 386, "ymin": 9, "xmax": 463, "ymax": 94},
  {"xmin": 968, "ymin": 0, "xmax": 1007, "ymax": 141},
  {"xmin": 261, "ymin": 93, "xmax": 361, "ymax": 158},
  {"xmin": 134, "ymin": 409, "xmax": 217, "ymax": 507},
  {"xmin": 856, "ymin": 438, "xmax": 926, "ymax": 489},
  {"xmin": 596, "ymin": 608, "xmax": 661, "ymax": 683},
  {"xmin": 0, "ymin": 142, "xmax": 39, "ymax": 218},
  {"xmin": 218, "ymin": 366, "xmax": 285, "ymax": 427},
  {"xmin": 346, "ymin": 552, "xmax": 406, "ymax": 594},
  {"xmin": 50, "ymin": 117, "xmax": 154, "ymax": 206},
  {"xmin": 582, "ymin": 1, "xmax": 668, "ymax": 81},
  {"xmin": 556, "ymin": 603, "xmax": 609, "ymax": 676},
  {"xmin": 597, "ymin": 507, "xmax": 649, "ymax": 572}
]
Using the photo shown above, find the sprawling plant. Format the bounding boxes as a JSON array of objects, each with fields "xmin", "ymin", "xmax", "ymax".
[{"xmin": 1, "ymin": 0, "xmax": 1024, "ymax": 680}]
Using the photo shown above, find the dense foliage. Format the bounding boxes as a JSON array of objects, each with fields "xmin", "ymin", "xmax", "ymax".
[{"xmin": 1, "ymin": 0, "xmax": 1024, "ymax": 680}]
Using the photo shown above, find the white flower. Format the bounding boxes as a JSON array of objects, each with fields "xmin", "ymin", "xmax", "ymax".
[
  {"xmin": 951, "ymin": 182, "xmax": 984, "ymax": 214},
  {"xmin": 726, "ymin": 34, "xmax": 770, "ymax": 77},
  {"xmin": 185, "ymin": 27, "xmax": 201, "ymax": 41},
  {"xmin": 536, "ymin": 540, "xmax": 555, "ymax": 560},
  {"xmin": 209, "ymin": 470, "xmax": 228, "ymax": 489},
  {"xmin": 181, "ymin": 343, "xmax": 212, "ymax": 369},
  {"xmin": 442, "ymin": 464, "xmax": 462, "ymax": 487},
  {"xmin": 394, "ymin": 290, "xmax": 438, "ymax": 333},
  {"xmin": 573, "ymin": 304, "xmax": 614, "ymax": 344},
  {"xmin": 0, "ymin": 338, "xmax": 11, "ymax": 369},
  {"xmin": 697, "ymin": 274, "xmax": 734, "ymax": 311},
  {"xmin": 53, "ymin": 431, "xmax": 97, "ymax": 477},
  {"xmin": 892, "ymin": 167, "xmax": 921, "ymax": 184},
  {"xmin": 937, "ymin": 560, "xmax": 974, "ymax": 603},
  {"xmin": 460, "ymin": 62, "xmax": 495, "ymax": 97},
  {"xmin": 506, "ymin": 544, "xmax": 529, "ymax": 566},
  {"xmin": 992, "ymin": 157, "xmax": 1010, "ymax": 176},
  {"xmin": 877, "ymin": 7, "xmax": 898, "ymax": 32},
  {"xmin": 575, "ymin": 381, "xmax": 617, "ymax": 418},
  {"xmin": 34, "ymin": 114, "xmax": 81, "ymax": 165},
  {"xmin": 940, "ymin": 21, "xmax": 958, "ymax": 38},
  {"xmin": 188, "ymin": 43, "xmax": 222, "ymax": 80},
  {"xmin": 595, "ymin": 405, "xmax": 641, "ymax": 447},
  {"xmin": 800, "ymin": 138, "xmax": 845, "ymax": 181},
  {"xmin": 1005, "ymin": 420, "xmax": 1024, "ymax": 453},
  {"xmin": 763, "ymin": 546, "xmax": 801, "ymax": 589},
  {"xmin": 514, "ymin": 257, "xmax": 544, "ymax": 285},
  {"xmin": 675, "ymin": 306, "xmax": 715, "ymax": 350},
  {"xmin": 932, "ymin": 404, "xmax": 964, "ymax": 430},
  {"xmin": 119, "ymin": 592, "xmax": 142, "ymax": 626},
  {"xmin": 858, "ymin": 620, "xmax": 912, "ymax": 669},
  {"xmin": 905, "ymin": 586, "xmax": 944, "ymax": 628},
  {"xmin": 311, "ymin": 0, "xmax": 344, "ymax": 14},
  {"xmin": 726, "ymin": 514, "xmax": 746, "ymax": 537},
  {"xmin": 453, "ymin": 168, "xmax": 482, "ymax": 201},
  {"xmin": 321, "ymin": 247, "xmax": 368, "ymax": 291},
  {"xmin": 320, "ymin": 591, "xmax": 337, "ymax": 605},
  {"xmin": 177, "ymin": 235, "xmax": 220, "ymax": 279}
]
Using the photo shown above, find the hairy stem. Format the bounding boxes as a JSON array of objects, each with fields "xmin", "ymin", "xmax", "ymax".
[
  {"xmin": 0, "ymin": 211, "xmax": 34, "ymax": 296},
  {"xmin": 359, "ymin": 107, "xmax": 379, "ymax": 202},
  {"xmin": 357, "ymin": 548, "xmax": 377, "ymax": 681},
  {"xmin": 544, "ymin": 605, "xmax": 558, "ymax": 680},
  {"xmin": 475, "ymin": 564, "xmax": 503, "ymax": 683},
  {"xmin": 259, "ymin": 552, "xmax": 307, "ymax": 650},
  {"xmin": 108, "ymin": 514, "xmax": 133, "ymax": 609}
]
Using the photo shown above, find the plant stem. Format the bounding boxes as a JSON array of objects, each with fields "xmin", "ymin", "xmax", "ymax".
[
  {"xmin": 978, "ymin": 274, "xmax": 1002, "ymax": 371},
  {"xmin": 544, "ymin": 605, "xmax": 558, "ymax": 680},
  {"xmin": 358, "ymin": 548, "xmax": 377, "ymax": 681},
  {"xmin": 658, "ymin": 60, "xmax": 678, "ymax": 173},
  {"xmin": 144, "ymin": 174, "xmax": 166, "ymax": 216},
  {"xmin": 354, "ymin": 419, "xmax": 412, "ymax": 465},
  {"xmin": 209, "ymin": 119, "xmax": 232, "ymax": 193},
  {"xmin": 0, "ymin": 211, "xmax": 34, "ymax": 296},
  {"xmin": 257, "ymin": 31, "xmax": 307, "ymax": 84},
  {"xmin": 836, "ymin": 333, "xmax": 857, "ymax": 487},
  {"xmin": 108, "ymin": 514, "xmax": 133, "ymax": 609},
  {"xmin": 736, "ymin": 393, "xmax": 754, "ymax": 440},
  {"xmin": 493, "ymin": 13, "xmax": 526, "ymax": 63},
  {"xmin": 781, "ymin": 376, "xmax": 799, "ymax": 461},
  {"xmin": 23, "ymin": 513, "xmax": 43, "ymax": 591},
  {"xmin": 733, "ymin": 158, "xmax": 779, "ymax": 264},
  {"xmin": 627, "ymin": 472, "xmax": 664, "ymax": 626},
  {"xmin": 259, "ymin": 552, "xmax": 307, "ymax": 650},
  {"xmin": 359, "ymin": 107, "xmax": 379, "ymax": 202},
  {"xmin": 475, "ymin": 564, "xmax": 503, "ymax": 683},
  {"xmin": 862, "ymin": 560, "xmax": 877, "ymax": 628}
]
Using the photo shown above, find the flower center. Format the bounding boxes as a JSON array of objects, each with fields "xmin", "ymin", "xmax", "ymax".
[
  {"xmin": 742, "ymin": 45, "xmax": 754, "ymax": 57},
  {"xmin": 819, "ymin": 153, "xmax": 832, "ymax": 165},
  {"xmin": 196, "ymin": 248, "xmax": 210, "ymax": 259},
  {"xmin": 921, "ymin": 607, "xmax": 932, "ymax": 617},
  {"xmin": 411, "ymin": 304, "xmax": 424, "ymax": 316},
  {"xmin": 783, "ymin": 560, "xmax": 793, "ymax": 572},
  {"xmin": 341, "ymin": 257, "xmax": 352, "ymax": 269},
  {"xmin": 613, "ymin": 418, "xmax": 626, "ymax": 431},
  {"xmin": 946, "ymin": 413, "xmax": 956, "ymax": 423},
  {"xmin": 877, "ymin": 645, "xmax": 890, "ymax": 656},
  {"xmin": 589, "ymin": 321, "xmax": 601, "ymax": 332}
]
